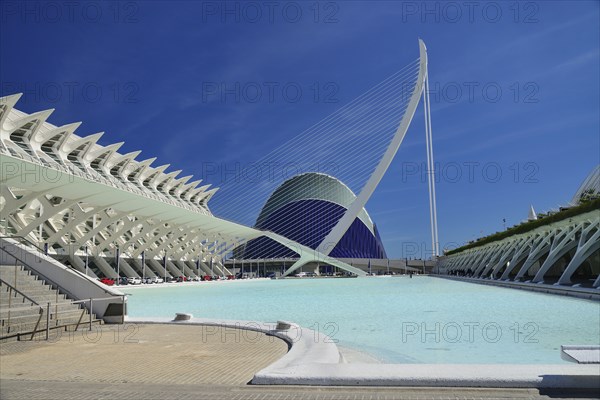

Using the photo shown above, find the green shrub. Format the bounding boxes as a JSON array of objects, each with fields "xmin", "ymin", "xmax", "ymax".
[{"xmin": 445, "ymin": 198, "xmax": 600, "ymax": 256}]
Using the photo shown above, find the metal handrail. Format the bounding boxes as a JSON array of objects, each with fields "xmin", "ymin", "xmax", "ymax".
[
  {"xmin": 1, "ymin": 241, "xmax": 127, "ymax": 337},
  {"xmin": 0, "ymin": 277, "xmax": 41, "ymax": 306},
  {"xmin": 72, "ymin": 295, "xmax": 127, "ymax": 329},
  {"xmin": 0, "ymin": 277, "xmax": 44, "ymax": 341},
  {"xmin": 0, "ymin": 239, "xmax": 115, "ymax": 298},
  {"xmin": 0, "ymin": 235, "xmax": 46, "ymax": 254},
  {"xmin": 1, "ymin": 262, "xmax": 122, "ymax": 340},
  {"xmin": 0, "ymin": 303, "xmax": 43, "ymax": 313},
  {"xmin": 32, "ymin": 295, "xmax": 123, "ymax": 333},
  {"xmin": 71, "ymin": 295, "xmax": 127, "ymax": 304},
  {"xmin": 0, "ymin": 295, "xmax": 111, "ymax": 341},
  {"xmin": 0, "ymin": 244, "xmax": 81, "ymax": 301}
]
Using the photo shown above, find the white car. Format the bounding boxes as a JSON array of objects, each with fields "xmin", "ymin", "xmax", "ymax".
[
  {"xmin": 127, "ymin": 277, "xmax": 142, "ymax": 285},
  {"xmin": 155, "ymin": 276, "xmax": 164, "ymax": 284}
]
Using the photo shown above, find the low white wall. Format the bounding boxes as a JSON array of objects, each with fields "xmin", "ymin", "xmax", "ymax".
[{"xmin": 0, "ymin": 238, "xmax": 125, "ymax": 322}]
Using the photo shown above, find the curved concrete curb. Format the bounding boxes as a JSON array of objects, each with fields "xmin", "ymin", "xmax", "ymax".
[
  {"xmin": 253, "ymin": 362, "xmax": 600, "ymax": 388},
  {"xmin": 125, "ymin": 316, "xmax": 340, "ymax": 370},
  {"xmin": 125, "ymin": 317, "xmax": 600, "ymax": 389}
]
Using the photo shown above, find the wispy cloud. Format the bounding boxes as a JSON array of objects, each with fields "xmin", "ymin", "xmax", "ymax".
[{"xmin": 370, "ymin": 206, "xmax": 418, "ymax": 217}]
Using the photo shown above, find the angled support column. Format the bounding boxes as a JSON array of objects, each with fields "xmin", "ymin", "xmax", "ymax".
[
  {"xmin": 533, "ymin": 224, "xmax": 583, "ymax": 283},
  {"xmin": 491, "ymin": 238, "xmax": 523, "ymax": 278},
  {"xmin": 501, "ymin": 235, "xmax": 538, "ymax": 280},
  {"xmin": 515, "ymin": 231, "xmax": 554, "ymax": 280},
  {"xmin": 480, "ymin": 241, "xmax": 513, "ymax": 277},
  {"xmin": 471, "ymin": 247, "xmax": 496, "ymax": 276},
  {"xmin": 92, "ymin": 255, "xmax": 119, "ymax": 279},
  {"xmin": 130, "ymin": 258, "xmax": 157, "ymax": 278},
  {"xmin": 557, "ymin": 220, "xmax": 600, "ymax": 286}
]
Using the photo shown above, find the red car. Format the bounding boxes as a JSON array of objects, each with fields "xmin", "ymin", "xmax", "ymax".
[
  {"xmin": 99, "ymin": 277, "xmax": 115, "ymax": 286},
  {"xmin": 227, "ymin": 275, "xmax": 235, "ymax": 280},
  {"xmin": 202, "ymin": 275, "xmax": 212, "ymax": 281}
]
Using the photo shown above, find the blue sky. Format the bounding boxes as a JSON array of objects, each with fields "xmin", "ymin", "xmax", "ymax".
[{"xmin": 2, "ymin": 1, "xmax": 599, "ymax": 258}]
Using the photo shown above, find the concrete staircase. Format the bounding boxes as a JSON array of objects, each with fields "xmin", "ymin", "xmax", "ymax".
[{"xmin": 0, "ymin": 264, "xmax": 102, "ymax": 341}]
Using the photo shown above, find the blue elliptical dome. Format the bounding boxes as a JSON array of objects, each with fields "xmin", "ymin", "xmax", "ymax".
[{"xmin": 238, "ymin": 173, "xmax": 386, "ymax": 259}]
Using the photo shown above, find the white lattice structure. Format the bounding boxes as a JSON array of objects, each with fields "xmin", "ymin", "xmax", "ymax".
[
  {"xmin": 571, "ymin": 165, "xmax": 600, "ymax": 206},
  {"xmin": 439, "ymin": 208, "xmax": 600, "ymax": 288},
  {"xmin": 0, "ymin": 93, "xmax": 364, "ymax": 279}
]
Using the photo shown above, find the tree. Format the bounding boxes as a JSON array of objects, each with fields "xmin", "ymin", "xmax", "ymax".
[{"xmin": 579, "ymin": 188, "xmax": 599, "ymax": 204}]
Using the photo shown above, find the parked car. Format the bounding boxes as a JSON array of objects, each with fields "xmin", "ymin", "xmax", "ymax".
[
  {"xmin": 227, "ymin": 275, "xmax": 235, "ymax": 280},
  {"xmin": 99, "ymin": 277, "xmax": 115, "ymax": 286},
  {"xmin": 118, "ymin": 277, "xmax": 129, "ymax": 285},
  {"xmin": 202, "ymin": 275, "xmax": 212, "ymax": 281},
  {"xmin": 127, "ymin": 277, "xmax": 142, "ymax": 285},
  {"xmin": 155, "ymin": 276, "xmax": 164, "ymax": 283}
]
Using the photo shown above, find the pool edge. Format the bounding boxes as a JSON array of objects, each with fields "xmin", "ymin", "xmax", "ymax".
[{"xmin": 125, "ymin": 317, "xmax": 599, "ymax": 389}]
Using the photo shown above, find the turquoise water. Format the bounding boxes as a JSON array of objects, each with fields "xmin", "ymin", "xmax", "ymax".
[{"xmin": 126, "ymin": 277, "xmax": 600, "ymax": 364}]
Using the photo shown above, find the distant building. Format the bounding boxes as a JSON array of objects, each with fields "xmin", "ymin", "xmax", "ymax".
[
  {"xmin": 236, "ymin": 173, "xmax": 387, "ymax": 259},
  {"xmin": 571, "ymin": 165, "xmax": 600, "ymax": 206},
  {"xmin": 528, "ymin": 205, "xmax": 538, "ymax": 221}
]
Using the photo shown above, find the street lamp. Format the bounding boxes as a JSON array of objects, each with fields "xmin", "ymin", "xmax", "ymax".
[
  {"xmin": 85, "ymin": 245, "xmax": 89, "ymax": 276},
  {"xmin": 163, "ymin": 252, "xmax": 167, "ymax": 280},
  {"xmin": 115, "ymin": 247, "xmax": 120, "ymax": 284},
  {"xmin": 141, "ymin": 251, "xmax": 146, "ymax": 282}
]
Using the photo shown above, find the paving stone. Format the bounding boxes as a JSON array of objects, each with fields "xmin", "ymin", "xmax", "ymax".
[{"xmin": 1, "ymin": 324, "xmax": 597, "ymax": 399}]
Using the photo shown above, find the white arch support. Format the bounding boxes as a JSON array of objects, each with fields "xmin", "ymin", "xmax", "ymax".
[
  {"xmin": 316, "ymin": 39, "xmax": 431, "ymax": 256},
  {"xmin": 532, "ymin": 224, "xmax": 583, "ymax": 283},
  {"xmin": 558, "ymin": 220, "xmax": 600, "ymax": 286}
]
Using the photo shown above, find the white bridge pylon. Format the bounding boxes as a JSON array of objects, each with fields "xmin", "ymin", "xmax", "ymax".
[{"xmin": 283, "ymin": 39, "xmax": 440, "ymax": 276}]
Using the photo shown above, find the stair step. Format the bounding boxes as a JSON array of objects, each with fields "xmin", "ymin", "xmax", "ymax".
[
  {"xmin": 1, "ymin": 318, "xmax": 103, "ymax": 341},
  {"xmin": 1, "ymin": 290, "xmax": 68, "ymax": 300},
  {"xmin": 8, "ymin": 320, "xmax": 103, "ymax": 341},
  {"xmin": 2, "ymin": 309, "xmax": 93, "ymax": 326},
  {"xmin": 1, "ymin": 303, "xmax": 77, "ymax": 318},
  {"xmin": 1, "ymin": 297, "xmax": 68, "ymax": 306},
  {"xmin": 0, "ymin": 285, "xmax": 47, "ymax": 293},
  {"xmin": 0, "ymin": 262, "xmax": 110, "ymax": 343},
  {"xmin": 1, "ymin": 287, "xmax": 59, "ymax": 295},
  {"xmin": 1, "ymin": 286, "xmax": 55, "ymax": 293}
]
